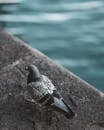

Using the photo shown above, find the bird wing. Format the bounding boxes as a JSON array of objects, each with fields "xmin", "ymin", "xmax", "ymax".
[
  {"xmin": 27, "ymin": 82, "xmax": 47, "ymax": 100},
  {"xmin": 41, "ymin": 75, "xmax": 56, "ymax": 94}
]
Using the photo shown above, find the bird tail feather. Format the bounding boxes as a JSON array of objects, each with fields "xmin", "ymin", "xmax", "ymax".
[{"xmin": 52, "ymin": 97, "xmax": 75, "ymax": 119}]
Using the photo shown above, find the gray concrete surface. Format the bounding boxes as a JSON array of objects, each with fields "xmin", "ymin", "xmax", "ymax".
[{"xmin": 0, "ymin": 29, "xmax": 104, "ymax": 130}]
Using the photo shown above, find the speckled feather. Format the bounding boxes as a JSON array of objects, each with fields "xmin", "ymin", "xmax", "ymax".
[{"xmin": 27, "ymin": 75, "xmax": 57, "ymax": 101}]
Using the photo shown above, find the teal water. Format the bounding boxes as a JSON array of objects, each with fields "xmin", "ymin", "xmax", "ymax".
[{"xmin": 0, "ymin": 0, "xmax": 104, "ymax": 91}]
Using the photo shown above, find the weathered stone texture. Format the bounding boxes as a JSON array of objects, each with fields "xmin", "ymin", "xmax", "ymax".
[{"xmin": 0, "ymin": 30, "xmax": 104, "ymax": 130}]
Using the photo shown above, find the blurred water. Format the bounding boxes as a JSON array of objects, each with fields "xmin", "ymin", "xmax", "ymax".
[{"xmin": 0, "ymin": 0, "xmax": 104, "ymax": 91}]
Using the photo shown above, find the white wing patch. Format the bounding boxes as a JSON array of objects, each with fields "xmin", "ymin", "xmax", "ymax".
[
  {"xmin": 28, "ymin": 75, "xmax": 56, "ymax": 101},
  {"xmin": 42, "ymin": 75, "xmax": 56, "ymax": 94}
]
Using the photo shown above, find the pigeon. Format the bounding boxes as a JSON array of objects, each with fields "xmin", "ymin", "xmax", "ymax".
[{"xmin": 26, "ymin": 64, "xmax": 75, "ymax": 119}]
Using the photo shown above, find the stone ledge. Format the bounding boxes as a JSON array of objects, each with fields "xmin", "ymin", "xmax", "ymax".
[{"xmin": 0, "ymin": 30, "xmax": 104, "ymax": 130}]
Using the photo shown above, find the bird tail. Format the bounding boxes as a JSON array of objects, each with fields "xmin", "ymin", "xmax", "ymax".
[{"xmin": 51, "ymin": 97, "xmax": 75, "ymax": 119}]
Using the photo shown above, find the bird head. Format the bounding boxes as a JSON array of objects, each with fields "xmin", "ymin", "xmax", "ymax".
[{"xmin": 26, "ymin": 64, "xmax": 41, "ymax": 83}]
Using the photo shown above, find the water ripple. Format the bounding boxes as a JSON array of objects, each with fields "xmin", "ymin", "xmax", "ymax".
[
  {"xmin": 55, "ymin": 59, "xmax": 89, "ymax": 67},
  {"xmin": 5, "ymin": 27, "xmax": 24, "ymax": 35},
  {"xmin": 26, "ymin": 1, "xmax": 104, "ymax": 12},
  {"xmin": 0, "ymin": 12, "xmax": 91, "ymax": 23},
  {"xmin": 0, "ymin": 0, "xmax": 23, "ymax": 4},
  {"xmin": 63, "ymin": 1, "xmax": 103, "ymax": 10}
]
